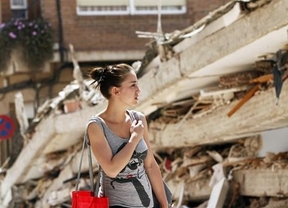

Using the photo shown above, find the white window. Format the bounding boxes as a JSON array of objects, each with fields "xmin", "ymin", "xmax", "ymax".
[
  {"xmin": 76, "ymin": 0, "xmax": 186, "ymax": 16},
  {"xmin": 10, "ymin": 0, "xmax": 27, "ymax": 19},
  {"xmin": 132, "ymin": 0, "xmax": 186, "ymax": 15},
  {"xmin": 77, "ymin": 0, "xmax": 130, "ymax": 16},
  {"xmin": 10, "ymin": 0, "xmax": 27, "ymax": 9}
]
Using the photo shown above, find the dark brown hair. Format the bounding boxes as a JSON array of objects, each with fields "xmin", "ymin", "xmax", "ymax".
[{"xmin": 90, "ymin": 63, "xmax": 134, "ymax": 99}]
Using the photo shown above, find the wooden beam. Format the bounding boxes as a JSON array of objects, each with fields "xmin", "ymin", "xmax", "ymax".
[
  {"xmin": 249, "ymin": 74, "xmax": 273, "ymax": 83},
  {"xmin": 227, "ymin": 84, "xmax": 260, "ymax": 117}
]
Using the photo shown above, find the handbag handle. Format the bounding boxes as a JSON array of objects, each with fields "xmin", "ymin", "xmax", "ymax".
[
  {"xmin": 130, "ymin": 110, "xmax": 139, "ymax": 121},
  {"xmin": 75, "ymin": 134, "xmax": 102, "ymax": 196}
]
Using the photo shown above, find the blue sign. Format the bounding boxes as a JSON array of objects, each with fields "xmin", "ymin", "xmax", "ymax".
[{"xmin": 0, "ymin": 115, "xmax": 15, "ymax": 140}]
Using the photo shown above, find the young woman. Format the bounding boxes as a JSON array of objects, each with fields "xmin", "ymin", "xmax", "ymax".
[{"xmin": 86, "ymin": 63, "xmax": 169, "ymax": 208}]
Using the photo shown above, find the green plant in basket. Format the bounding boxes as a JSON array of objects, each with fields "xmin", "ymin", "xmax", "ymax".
[{"xmin": 0, "ymin": 18, "xmax": 54, "ymax": 72}]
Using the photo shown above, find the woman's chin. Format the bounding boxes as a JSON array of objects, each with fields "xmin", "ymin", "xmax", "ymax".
[{"xmin": 131, "ymin": 100, "xmax": 138, "ymax": 107}]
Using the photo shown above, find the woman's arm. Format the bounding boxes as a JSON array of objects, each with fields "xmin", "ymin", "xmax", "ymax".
[
  {"xmin": 139, "ymin": 112, "xmax": 169, "ymax": 208},
  {"xmin": 88, "ymin": 119, "xmax": 143, "ymax": 178}
]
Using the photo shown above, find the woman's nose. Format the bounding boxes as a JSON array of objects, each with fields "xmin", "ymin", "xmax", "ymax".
[{"xmin": 137, "ymin": 86, "xmax": 141, "ymax": 92}]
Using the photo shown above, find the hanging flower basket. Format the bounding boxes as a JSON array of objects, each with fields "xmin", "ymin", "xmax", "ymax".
[{"xmin": 0, "ymin": 18, "xmax": 54, "ymax": 72}]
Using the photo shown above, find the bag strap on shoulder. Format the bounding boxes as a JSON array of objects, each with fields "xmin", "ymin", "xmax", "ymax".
[
  {"xmin": 129, "ymin": 110, "xmax": 140, "ymax": 121},
  {"xmin": 75, "ymin": 133, "xmax": 102, "ymax": 196}
]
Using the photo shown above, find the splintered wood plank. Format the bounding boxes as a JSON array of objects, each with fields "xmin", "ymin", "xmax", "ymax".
[
  {"xmin": 232, "ymin": 169, "xmax": 288, "ymax": 197},
  {"xmin": 227, "ymin": 83, "xmax": 260, "ymax": 117},
  {"xmin": 249, "ymin": 74, "xmax": 273, "ymax": 83}
]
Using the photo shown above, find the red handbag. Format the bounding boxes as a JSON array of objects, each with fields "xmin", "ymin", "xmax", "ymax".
[
  {"xmin": 72, "ymin": 191, "xmax": 109, "ymax": 208},
  {"xmin": 72, "ymin": 136, "xmax": 109, "ymax": 208}
]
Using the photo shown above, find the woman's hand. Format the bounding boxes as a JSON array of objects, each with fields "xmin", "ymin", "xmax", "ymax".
[{"xmin": 129, "ymin": 119, "xmax": 144, "ymax": 142}]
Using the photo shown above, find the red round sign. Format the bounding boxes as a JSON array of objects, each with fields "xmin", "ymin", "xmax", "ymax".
[{"xmin": 0, "ymin": 115, "xmax": 15, "ymax": 140}]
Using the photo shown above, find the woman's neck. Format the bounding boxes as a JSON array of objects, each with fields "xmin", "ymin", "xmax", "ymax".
[{"xmin": 102, "ymin": 103, "xmax": 129, "ymax": 124}]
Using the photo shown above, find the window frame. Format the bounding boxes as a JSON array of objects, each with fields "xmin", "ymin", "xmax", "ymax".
[
  {"xmin": 76, "ymin": 6, "xmax": 130, "ymax": 16},
  {"xmin": 10, "ymin": 0, "xmax": 27, "ymax": 10},
  {"xmin": 76, "ymin": 0, "xmax": 186, "ymax": 16}
]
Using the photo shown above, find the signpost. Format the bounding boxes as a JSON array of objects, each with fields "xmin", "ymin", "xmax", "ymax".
[{"xmin": 0, "ymin": 115, "xmax": 15, "ymax": 140}]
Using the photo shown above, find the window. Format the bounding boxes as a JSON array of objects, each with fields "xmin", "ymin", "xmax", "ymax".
[
  {"xmin": 132, "ymin": 0, "xmax": 186, "ymax": 15},
  {"xmin": 76, "ymin": 0, "xmax": 186, "ymax": 16},
  {"xmin": 77, "ymin": 0, "xmax": 130, "ymax": 15},
  {"xmin": 10, "ymin": 0, "xmax": 27, "ymax": 19},
  {"xmin": 10, "ymin": 0, "xmax": 27, "ymax": 9}
]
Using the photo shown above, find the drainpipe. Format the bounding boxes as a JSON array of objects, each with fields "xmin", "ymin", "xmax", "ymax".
[{"xmin": 56, "ymin": 0, "xmax": 64, "ymax": 63}]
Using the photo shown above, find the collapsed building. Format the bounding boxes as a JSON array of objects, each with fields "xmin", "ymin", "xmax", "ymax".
[{"xmin": 1, "ymin": 0, "xmax": 288, "ymax": 207}]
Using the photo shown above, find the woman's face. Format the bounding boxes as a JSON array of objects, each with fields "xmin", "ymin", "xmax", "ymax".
[{"xmin": 117, "ymin": 71, "xmax": 140, "ymax": 107}]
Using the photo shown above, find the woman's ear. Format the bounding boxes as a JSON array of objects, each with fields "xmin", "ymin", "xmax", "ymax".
[{"xmin": 111, "ymin": 87, "xmax": 120, "ymax": 96}]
